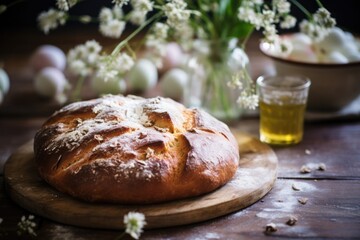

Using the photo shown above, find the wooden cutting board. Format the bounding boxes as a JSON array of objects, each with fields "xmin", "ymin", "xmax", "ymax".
[{"xmin": 4, "ymin": 130, "xmax": 277, "ymax": 229}]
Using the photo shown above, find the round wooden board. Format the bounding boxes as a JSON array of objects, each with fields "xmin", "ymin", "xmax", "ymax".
[{"xmin": 4, "ymin": 130, "xmax": 277, "ymax": 230}]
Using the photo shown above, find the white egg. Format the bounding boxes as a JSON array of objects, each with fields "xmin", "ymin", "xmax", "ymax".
[
  {"xmin": 0, "ymin": 68, "xmax": 10, "ymax": 94},
  {"xmin": 160, "ymin": 68, "xmax": 188, "ymax": 100},
  {"xmin": 315, "ymin": 27, "xmax": 348, "ymax": 54},
  {"xmin": 34, "ymin": 67, "xmax": 69, "ymax": 98},
  {"xmin": 338, "ymin": 43, "xmax": 360, "ymax": 62},
  {"xmin": 29, "ymin": 45, "xmax": 66, "ymax": 73},
  {"xmin": 127, "ymin": 59, "xmax": 158, "ymax": 92},
  {"xmin": 288, "ymin": 46, "xmax": 318, "ymax": 63},
  {"xmin": 91, "ymin": 74, "xmax": 127, "ymax": 95},
  {"xmin": 159, "ymin": 42, "xmax": 184, "ymax": 73},
  {"xmin": 344, "ymin": 52, "xmax": 360, "ymax": 62},
  {"xmin": 291, "ymin": 32, "xmax": 313, "ymax": 46},
  {"xmin": 321, "ymin": 51, "xmax": 349, "ymax": 64}
]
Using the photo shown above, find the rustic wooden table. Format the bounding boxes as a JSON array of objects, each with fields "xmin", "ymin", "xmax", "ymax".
[{"xmin": 1, "ymin": 28, "xmax": 360, "ymax": 239}]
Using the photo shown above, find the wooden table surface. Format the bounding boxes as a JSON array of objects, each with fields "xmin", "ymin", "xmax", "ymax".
[{"xmin": 1, "ymin": 28, "xmax": 360, "ymax": 239}]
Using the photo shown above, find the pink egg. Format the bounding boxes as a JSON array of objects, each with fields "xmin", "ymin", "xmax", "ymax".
[
  {"xmin": 29, "ymin": 45, "xmax": 66, "ymax": 73},
  {"xmin": 159, "ymin": 42, "xmax": 184, "ymax": 73},
  {"xmin": 34, "ymin": 67, "xmax": 69, "ymax": 98}
]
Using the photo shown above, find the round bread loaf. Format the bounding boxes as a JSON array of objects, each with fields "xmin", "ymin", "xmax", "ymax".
[{"xmin": 34, "ymin": 95, "xmax": 240, "ymax": 204}]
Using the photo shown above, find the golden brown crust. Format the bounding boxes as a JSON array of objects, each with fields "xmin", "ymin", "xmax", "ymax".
[{"xmin": 34, "ymin": 95, "xmax": 239, "ymax": 204}]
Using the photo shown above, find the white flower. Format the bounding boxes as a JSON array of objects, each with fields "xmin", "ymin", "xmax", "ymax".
[
  {"xmin": 56, "ymin": 0, "xmax": 69, "ymax": 11},
  {"xmin": 56, "ymin": 0, "xmax": 77, "ymax": 11},
  {"xmin": 280, "ymin": 15, "xmax": 296, "ymax": 29},
  {"xmin": 17, "ymin": 215, "xmax": 37, "ymax": 237},
  {"xmin": 99, "ymin": 6, "xmax": 125, "ymax": 38},
  {"xmin": 37, "ymin": 8, "xmax": 67, "ymax": 34},
  {"xmin": 227, "ymin": 73, "xmax": 243, "ymax": 90},
  {"xmin": 163, "ymin": 1, "xmax": 191, "ymax": 29},
  {"xmin": 99, "ymin": 19, "xmax": 126, "ymax": 38},
  {"xmin": 116, "ymin": 53, "xmax": 135, "ymax": 74},
  {"xmin": 85, "ymin": 40, "xmax": 102, "ymax": 53},
  {"xmin": 300, "ymin": 20, "xmax": 327, "ymax": 41},
  {"xmin": 79, "ymin": 15, "xmax": 91, "ymax": 23},
  {"xmin": 273, "ymin": 0, "xmax": 291, "ymax": 14},
  {"xmin": 145, "ymin": 37, "xmax": 167, "ymax": 68},
  {"xmin": 313, "ymin": 7, "xmax": 336, "ymax": 28},
  {"xmin": 131, "ymin": 0, "xmax": 153, "ymax": 12},
  {"xmin": 112, "ymin": 0, "xmax": 130, "ymax": 7},
  {"xmin": 129, "ymin": 9, "xmax": 147, "ymax": 25},
  {"xmin": 261, "ymin": 9, "xmax": 276, "ymax": 26},
  {"xmin": 152, "ymin": 22, "xmax": 169, "ymax": 40},
  {"xmin": 124, "ymin": 212, "xmax": 146, "ymax": 240},
  {"xmin": 237, "ymin": 92, "xmax": 259, "ymax": 110},
  {"xmin": 99, "ymin": 7, "xmax": 113, "ymax": 23},
  {"xmin": 68, "ymin": 59, "xmax": 89, "ymax": 76},
  {"xmin": 238, "ymin": 6, "xmax": 261, "ymax": 30},
  {"xmin": 253, "ymin": 0, "xmax": 264, "ymax": 4},
  {"xmin": 263, "ymin": 24, "xmax": 278, "ymax": 43},
  {"xmin": 67, "ymin": 40, "xmax": 102, "ymax": 77}
]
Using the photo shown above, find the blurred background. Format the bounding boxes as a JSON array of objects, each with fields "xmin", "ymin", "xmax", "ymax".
[{"xmin": 0, "ymin": 0, "xmax": 359, "ymax": 33}]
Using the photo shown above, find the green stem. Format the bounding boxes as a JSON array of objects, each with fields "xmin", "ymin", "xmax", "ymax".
[
  {"xmin": 71, "ymin": 75, "xmax": 86, "ymax": 102},
  {"xmin": 6, "ymin": 0, "xmax": 26, "ymax": 8},
  {"xmin": 110, "ymin": 11, "xmax": 163, "ymax": 58},
  {"xmin": 289, "ymin": 0, "xmax": 312, "ymax": 19},
  {"xmin": 114, "ymin": 232, "xmax": 126, "ymax": 240},
  {"xmin": 315, "ymin": 0, "xmax": 324, "ymax": 8}
]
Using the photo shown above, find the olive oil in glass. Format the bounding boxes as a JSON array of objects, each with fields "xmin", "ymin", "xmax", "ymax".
[
  {"xmin": 259, "ymin": 100, "xmax": 306, "ymax": 145},
  {"xmin": 257, "ymin": 75, "xmax": 311, "ymax": 146}
]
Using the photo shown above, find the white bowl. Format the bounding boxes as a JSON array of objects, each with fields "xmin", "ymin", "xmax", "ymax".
[{"xmin": 260, "ymin": 42, "xmax": 360, "ymax": 112}]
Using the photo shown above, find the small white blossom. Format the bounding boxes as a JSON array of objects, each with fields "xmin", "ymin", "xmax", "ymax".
[
  {"xmin": 300, "ymin": 20, "xmax": 326, "ymax": 41},
  {"xmin": 112, "ymin": 0, "xmax": 130, "ymax": 7},
  {"xmin": 273, "ymin": 0, "xmax": 291, "ymax": 14},
  {"xmin": 131, "ymin": 0, "xmax": 153, "ymax": 12},
  {"xmin": 67, "ymin": 40, "xmax": 102, "ymax": 77},
  {"xmin": 261, "ymin": 9, "xmax": 276, "ymax": 26},
  {"xmin": 112, "ymin": 5, "xmax": 124, "ymax": 19},
  {"xmin": 56, "ymin": 0, "xmax": 69, "ymax": 11},
  {"xmin": 99, "ymin": 6, "xmax": 125, "ymax": 38},
  {"xmin": 145, "ymin": 37, "xmax": 167, "ymax": 68},
  {"xmin": 263, "ymin": 24, "xmax": 278, "ymax": 43},
  {"xmin": 56, "ymin": 0, "xmax": 77, "ymax": 11},
  {"xmin": 238, "ymin": 6, "xmax": 261, "ymax": 29},
  {"xmin": 100, "ymin": 19, "xmax": 126, "ymax": 38},
  {"xmin": 227, "ymin": 73, "xmax": 244, "ymax": 90},
  {"xmin": 124, "ymin": 212, "xmax": 146, "ymax": 240},
  {"xmin": 116, "ymin": 53, "xmax": 135, "ymax": 74},
  {"xmin": 163, "ymin": 1, "xmax": 191, "ymax": 29},
  {"xmin": 129, "ymin": 9, "xmax": 147, "ymax": 25},
  {"xmin": 17, "ymin": 215, "xmax": 37, "ymax": 237},
  {"xmin": 280, "ymin": 15, "xmax": 296, "ymax": 29},
  {"xmin": 174, "ymin": 23, "xmax": 194, "ymax": 43},
  {"xmin": 85, "ymin": 40, "xmax": 102, "ymax": 53},
  {"xmin": 79, "ymin": 15, "xmax": 92, "ymax": 23},
  {"xmin": 99, "ymin": 7, "xmax": 113, "ymax": 23},
  {"xmin": 37, "ymin": 8, "xmax": 67, "ymax": 34},
  {"xmin": 313, "ymin": 7, "xmax": 336, "ymax": 29},
  {"xmin": 237, "ymin": 92, "xmax": 258, "ymax": 110},
  {"xmin": 152, "ymin": 22, "xmax": 169, "ymax": 40}
]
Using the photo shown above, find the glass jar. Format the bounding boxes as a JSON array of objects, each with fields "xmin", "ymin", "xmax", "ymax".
[{"xmin": 183, "ymin": 39, "xmax": 250, "ymax": 122}]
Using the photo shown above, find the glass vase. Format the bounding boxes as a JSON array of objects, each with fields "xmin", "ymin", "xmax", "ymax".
[{"xmin": 183, "ymin": 39, "xmax": 250, "ymax": 122}]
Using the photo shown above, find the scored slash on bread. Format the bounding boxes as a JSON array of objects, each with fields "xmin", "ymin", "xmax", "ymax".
[{"xmin": 34, "ymin": 95, "xmax": 239, "ymax": 204}]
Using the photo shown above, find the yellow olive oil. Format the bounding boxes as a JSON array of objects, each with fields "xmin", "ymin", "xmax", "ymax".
[{"xmin": 259, "ymin": 100, "xmax": 306, "ymax": 145}]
